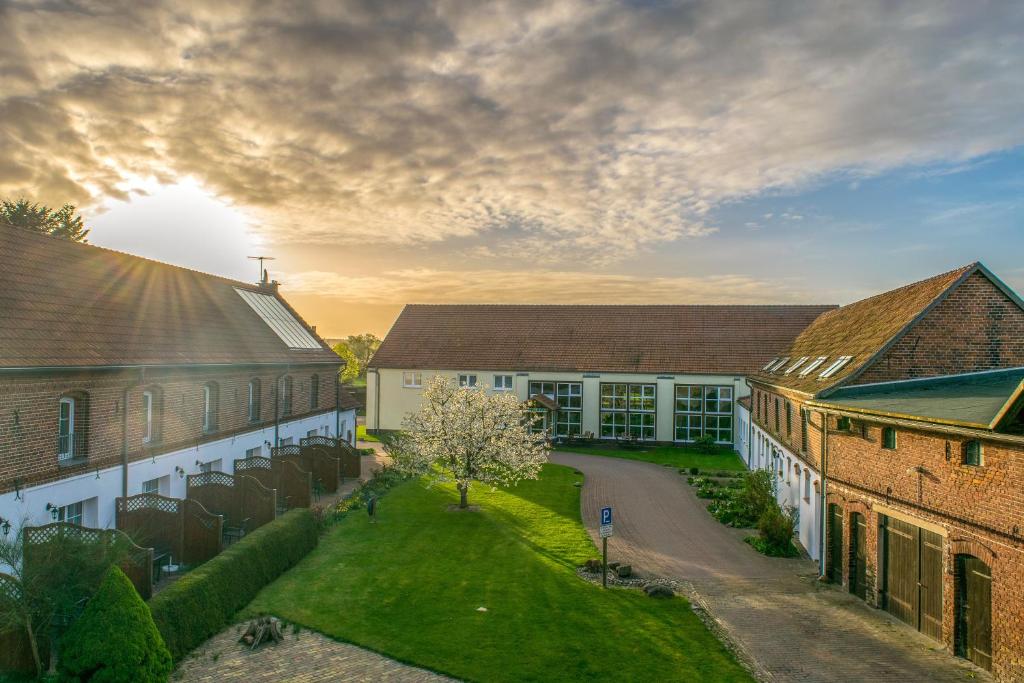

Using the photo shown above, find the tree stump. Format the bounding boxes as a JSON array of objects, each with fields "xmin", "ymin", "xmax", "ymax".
[{"xmin": 239, "ymin": 617, "xmax": 284, "ymax": 650}]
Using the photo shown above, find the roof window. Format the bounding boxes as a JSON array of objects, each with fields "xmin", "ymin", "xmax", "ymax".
[
  {"xmin": 767, "ymin": 356, "xmax": 790, "ymax": 373},
  {"xmin": 819, "ymin": 355, "xmax": 854, "ymax": 379},
  {"xmin": 762, "ymin": 357, "xmax": 780, "ymax": 371},
  {"xmin": 798, "ymin": 356, "xmax": 828, "ymax": 377},
  {"xmin": 784, "ymin": 356, "xmax": 809, "ymax": 375},
  {"xmin": 235, "ymin": 288, "xmax": 322, "ymax": 349}
]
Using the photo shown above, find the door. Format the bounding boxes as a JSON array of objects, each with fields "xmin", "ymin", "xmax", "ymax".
[
  {"xmin": 881, "ymin": 516, "xmax": 943, "ymax": 642},
  {"xmin": 849, "ymin": 512, "xmax": 867, "ymax": 599},
  {"xmin": 956, "ymin": 555, "xmax": 992, "ymax": 671},
  {"xmin": 827, "ymin": 504, "xmax": 843, "ymax": 583}
]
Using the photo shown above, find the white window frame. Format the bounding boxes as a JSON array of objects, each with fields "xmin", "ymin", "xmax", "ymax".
[
  {"xmin": 493, "ymin": 375, "xmax": 514, "ymax": 391},
  {"xmin": 58, "ymin": 500, "xmax": 84, "ymax": 526},
  {"xmin": 785, "ymin": 356, "xmax": 809, "ymax": 375},
  {"xmin": 203, "ymin": 385, "xmax": 215, "ymax": 432},
  {"xmin": 58, "ymin": 397, "xmax": 76, "ymax": 461},
  {"xmin": 402, "ymin": 371, "xmax": 422, "ymax": 388},
  {"xmin": 798, "ymin": 356, "xmax": 828, "ymax": 377},
  {"xmin": 142, "ymin": 478, "xmax": 160, "ymax": 495},
  {"xmin": 819, "ymin": 355, "xmax": 854, "ymax": 379},
  {"xmin": 248, "ymin": 379, "xmax": 261, "ymax": 422},
  {"xmin": 245, "ymin": 446, "xmax": 262, "ymax": 459},
  {"xmin": 458, "ymin": 374, "xmax": 478, "ymax": 388},
  {"xmin": 762, "ymin": 357, "xmax": 780, "ymax": 371},
  {"xmin": 142, "ymin": 391, "xmax": 154, "ymax": 444},
  {"xmin": 767, "ymin": 356, "xmax": 790, "ymax": 373}
]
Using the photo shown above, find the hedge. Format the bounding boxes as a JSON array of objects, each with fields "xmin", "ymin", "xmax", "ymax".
[
  {"xmin": 60, "ymin": 566, "xmax": 172, "ymax": 682},
  {"xmin": 149, "ymin": 508, "xmax": 318, "ymax": 661}
]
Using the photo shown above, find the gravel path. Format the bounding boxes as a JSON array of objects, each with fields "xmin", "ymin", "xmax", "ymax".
[{"xmin": 550, "ymin": 451, "xmax": 989, "ymax": 683}]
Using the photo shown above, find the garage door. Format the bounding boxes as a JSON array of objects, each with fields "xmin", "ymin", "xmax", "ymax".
[{"xmin": 881, "ymin": 515, "xmax": 943, "ymax": 641}]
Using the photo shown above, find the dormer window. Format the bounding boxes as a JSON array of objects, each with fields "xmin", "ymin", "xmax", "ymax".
[
  {"xmin": 799, "ymin": 356, "xmax": 828, "ymax": 377},
  {"xmin": 819, "ymin": 356, "xmax": 854, "ymax": 379},
  {"xmin": 785, "ymin": 357, "xmax": 809, "ymax": 375}
]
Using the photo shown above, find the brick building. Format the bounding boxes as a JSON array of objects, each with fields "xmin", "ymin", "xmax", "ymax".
[
  {"xmin": 0, "ymin": 225, "xmax": 356, "ymax": 533},
  {"xmin": 739, "ymin": 262, "xmax": 1024, "ymax": 678}
]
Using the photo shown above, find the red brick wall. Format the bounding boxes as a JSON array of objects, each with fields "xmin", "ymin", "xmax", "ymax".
[
  {"xmin": 0, "ymin": 364, "xmax": 340, "ymax": 493},
  {"xmin": 749, "ymin": 382, "xmax": 821, "ymax": 469},
  {"xmin": 857, "ymin": 271, "xmax": 1024, "ymax": 384},
  {"xmin": 825, "ymin": 420, "xmax": 1024, "ymax": 680}
]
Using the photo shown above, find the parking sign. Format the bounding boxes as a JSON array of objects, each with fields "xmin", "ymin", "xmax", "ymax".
[{"xmin": 600, "ymin": 506, "xmax": 613, "ymax": 538}]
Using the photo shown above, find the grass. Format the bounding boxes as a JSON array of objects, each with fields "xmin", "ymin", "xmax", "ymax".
[
  {"xmin": 248, "ymin": 464, "xmax": 751, "ymax": 682},
  {"xmin": 554, "ymin": 444, "xmax": 746, "ymax": 471},
  {"xmin": 356, "ymin": 425, "xmax": 379, "ymax": 442}
]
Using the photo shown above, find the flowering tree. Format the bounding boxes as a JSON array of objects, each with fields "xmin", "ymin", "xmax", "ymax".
[{"xmin": 387, "ymin": 376, "xmax": 548, "ymax": 508}]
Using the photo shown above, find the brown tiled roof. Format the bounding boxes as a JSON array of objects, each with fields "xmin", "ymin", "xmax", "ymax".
[
  {"xmin": 749, "ymin": 264, "xmax": 977, "ymax": 396},
  {"xmin": 0, "ymin": 225, "xmax": 340, "ymax": 368},
  {"xmin": 371, "ymin": 304, "xmax": 836, "ymax": 375},
  {"xmin": 338, "ymin": 388, "xmax": 361, "ymax": 411}
]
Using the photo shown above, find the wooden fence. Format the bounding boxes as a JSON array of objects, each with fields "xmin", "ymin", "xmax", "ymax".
[
  {"xmin": 273, "ymin": 443, "xmax": 341, "ymax": 493},
  {"xmin": 186, "ymin": 471, "xmax": 276, "ymax": 536},
  {"xmin": 233, "ymin": 456, "xmax": 312, "ymax": 510},
  {"xmin": 22, "ymin": 522, "xmax": 153, "ymax": 600},
  {"xmin": 115, "ymin": 493, "xmax": 223, "ymax": 567},
  {"xmin": 302, "ymin": 435, "xmax": 362, "ymax": 480},
  {"xmin": 0, "ymin": 572, "xmax": 35, "ymax": 674}
]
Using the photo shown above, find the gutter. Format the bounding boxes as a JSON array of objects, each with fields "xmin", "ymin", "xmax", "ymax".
[
  {"xmin": 819, "ymin": 408, "xmax": 828, "ymax": 579},
  {"xmin": 806, "ymin": 403, "xmax": 1024, "ymax": 446},
  {"xmin": 0, "ymin": 360, "xmax": 341, "ymax": 374},
  {"xmin": 122, "ymin": 368, "xmax": 147, "ymax": 500}
]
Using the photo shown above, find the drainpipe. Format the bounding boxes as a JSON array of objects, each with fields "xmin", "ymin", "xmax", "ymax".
[
  {"xmin": 122, "ymin": 367, "xmax": 146, "ymax": 500},
  {"xmin": 335, "ymin": 374, "xmax": 340, "ymax": 439},
  {"xmin": 368, "ymin": 367, "xmax": 380, "ymax": 434},
  {"xmin": 819, "ymin": 408, "xmax": 829, "ymax": 579},
  {"xmin": 743, "ymin": 379, "xmax": 754, "ymax": 468}
]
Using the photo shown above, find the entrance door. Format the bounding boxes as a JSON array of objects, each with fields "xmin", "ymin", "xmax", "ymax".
[
  {"xmin": 849, "ymin": 512, "xmax": 867, "ymax": 599},
  {"xmin": 881, "ymin": 516, "xmax": 943, "ymax": 642},
  {"xmin": 956, "ymin": 555, "xmax": 992, "ymax": 671},
  {"xmin": 827, "ymin": 504, "xmax": 843, "ymax": 583}
]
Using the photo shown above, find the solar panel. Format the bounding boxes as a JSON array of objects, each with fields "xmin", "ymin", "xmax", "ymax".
[{"xmin": 234, "ymin": 288, "xmax": 322, "ymax": 349}]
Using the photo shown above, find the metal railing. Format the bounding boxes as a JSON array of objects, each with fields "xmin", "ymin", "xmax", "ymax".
[{"xmin": 57, "ymin": 431, "xmax": 87, "ymax": 462}]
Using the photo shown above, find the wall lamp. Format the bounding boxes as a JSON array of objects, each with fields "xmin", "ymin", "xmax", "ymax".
[
  {"xmin": 175, "ymin": 466, "xmax": 186, "ymax": 479},
  {"xmin": 45, "ymin": 502, "xmax": 59, "ymax": 520},
  {"xmin": 0, "ymin": 517, "xmax": 11, "ymax": 536}
]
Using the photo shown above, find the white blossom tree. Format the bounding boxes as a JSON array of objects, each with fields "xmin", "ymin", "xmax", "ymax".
[{"xmin": 387, "ymin": 376, "xmax": 548, "ymax": 508}]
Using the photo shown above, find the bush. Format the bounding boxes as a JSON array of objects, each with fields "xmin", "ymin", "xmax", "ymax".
[
  {"xmin": 749, "ymin": 504, "xmax": 799, "ymax": 557},
  {"xmin": 149, "ymin": 508, "xmax": 318, "ymax": 661},
  {"xmin": 694, "ymin": 434, "xmax": 718, "ymax": 453},
  {"xmin": 689, "ymin": 467, "xmax": 699, "ymax": 475},
  {"xmin": 60, "ymin": 566, "xmax": 172, "ymax": 682}
]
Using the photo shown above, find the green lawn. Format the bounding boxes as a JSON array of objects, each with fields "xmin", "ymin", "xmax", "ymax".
[
  {"xmin": 248, "ymin": 464, "xmax": 751, "ymax": 682},
  {"xmin": 356, "ymin": 425, "xmax": 379, "ymax": 442},
  {"xmin": 554, "ymin": 444, "xmax": 746, "ymax": 471}
]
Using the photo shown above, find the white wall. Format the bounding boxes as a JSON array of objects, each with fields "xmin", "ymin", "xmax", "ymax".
[{"xmin": 0, "ymin": 408, "xmax": 356, "ymax": 536}]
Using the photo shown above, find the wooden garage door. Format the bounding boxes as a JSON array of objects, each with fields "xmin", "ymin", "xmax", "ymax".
[
  {"xmin": 827, "ymin": 504, "xmax": 843, "ymax": 583},
  {"xmin": 882, "ymin": 516, "xmax": 943, "ymax": 641},
  {"xmin": 956, "ymin": 555, "xmax": 992, "ymax": 671}
]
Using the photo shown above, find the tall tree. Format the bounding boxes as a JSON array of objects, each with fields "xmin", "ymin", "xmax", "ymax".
[
  {"xmin": 387, "ymin": 376, "xmax": 548, "ymax": 508},
  {"xmin": 1, "ymin": 198, "xmax": 90, "ymax": 242},
  {"xmin": 332, "ymin": 342, "xmax": 361, "ymax": 383},
  {"xmin": 335, "ymin": 333, "xmax": 381, "ymax": 379}
]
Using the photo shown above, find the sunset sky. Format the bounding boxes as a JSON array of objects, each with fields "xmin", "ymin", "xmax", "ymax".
[{"xmin": 2, "ymin": 1, "xmax": 1023, "ymax": 338}]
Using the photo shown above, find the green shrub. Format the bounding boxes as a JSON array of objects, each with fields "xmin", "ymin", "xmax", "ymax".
[
  {"xmin": 60, "ymin": 566, "xmax": 172, "ymax": 682},
  {"xmin": 736, "ymin": 469, "xmax": 776, "ymax": 523},
  {"xmin": 749, "ymin": 504, "xmax": 799, "ymax": 557},
  {"xmin": 694, "ymin": 434, "xmax": 718, "ymax": 453},
  {"xmin": 149, "ymin": 508, "xmax": 318, "ymax": 661},
  {"xmin": 689, "ymin": 467, "xmax": 699, "ymax": 475}
]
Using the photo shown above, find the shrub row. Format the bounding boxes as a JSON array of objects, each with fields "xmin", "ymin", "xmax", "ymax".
[{"xmin": 149, "ymin": 508, "xmax": 318, "ymax": 661}]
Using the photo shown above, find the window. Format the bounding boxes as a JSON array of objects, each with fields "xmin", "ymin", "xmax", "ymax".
[
  {"xmin": 280, "ymin": 436, "xmax": 294, "ymax": 446},
  {"xmin": 529, "ymin": 381, "xmax": 582, "ymax": 436},
  {"xmin": 963, "ymin": 440, "xmax": 983, "ymax": 466},
  {"xmin": 774, "ymin": 398, "xmax": 780, "ymax": 432},
  {"xmin": 248, "ymin": 378, "xmax": 262, "ymax": 422},
  {"xmin": 58, "ymin": 396, "xmax": 77, "ymax": 461},
  {"xmin": 310, "ymin": 374, "xmax": 319, "ymax": 410},
  {"xmin": 836, "ymin": 416, "xmax": 851, "ymax": 431},
  {"xmin": 804, "ymin": 471, "xmax": 811, "ymax": 500},
  {"xmin": 458, "ymin": 374, "xmax": 478, "ymax": 388},
  {"xmin": 307, "ymin": 429, "xmax": 318, "ymax": 437},
  {"xmin": 141, "ymin": 391, "xmax": 154, "ymax": 444},
  {"xmin": 882, "ymin": 426, "xmax": 897, "ymax": 450},
  {"xmin": 280, "ymin": 376, "xmax": 293, "ymax": 416},
  {"xmin": 819, "ymin": 355, "xmax": 854, "ymax": 379},
  {"xmin": 234, "ymin": 288, "xmax": 322, "ymax": 349},
  {"xmin": 600, "ymin": 384, "xmax": 655, "ymax": 440},
  {"xmin": 786, "ymin": 402, "xmax": 792, "ymax": 436},
  {"xmin": 768, "ymin": 356, "xmax": 790, "ymax": 373},
  {"xmin": 142, "ymin": 478, "xmax": 161, "ymax": 495},
  {"xmin": 674, "ymin": 385, "xmax": 733, "ymax": 443},
  {"xmin": 402, "ymin": 371, "xmax": 422, "ymax": 388},
  {"xmin": 245, "ymin": 446, "xmax": 262, "ymax": 459},
  {"xmin": 199, "ymin": 459, "xmax": 221, "ymax": 473},
  {"xmin": 800, "ymin": 409, "xmax": 808, "ymax": 452},
  {"xmin": 785, "ymin": 357, "xmax": 809, "ymax": 375},
  {"xmin": 762, "ymin": 357, "xmax": 780, "ymax": 371},
  {"xmin": 798, "ymin": 356, "xmax": 828, "ymax": 377},
  {"xmin": 493, "ymin": 375, "xmax": 514, "ymax": 391},
  {"xmin": 57, "ymin": 501, "xmax": 84, "ymax": 526},
  {"xmin": 203, "ymin": 383, "xmax": 219, "ymax": 433}
]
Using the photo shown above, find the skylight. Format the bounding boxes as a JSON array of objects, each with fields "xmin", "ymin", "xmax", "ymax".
[
  {"xmin": 768, "ymin": 356, "xmax": 791, "ymax": 373},
  {"xmin": 785, "ymin": 356, "xmax": 809, "ymax": 375},
  {"xmin": 798, "ymin": 356, "xmax": 828, "ymax": 377},
  {"xmin": 235, "ymin": 288, "xmax": 322, "ymax": 349},
  {"xmin": 762, "ymin": 357, "xmax": 780, "ymax": 371},
  {"xmin": 819, "ymin": 355, "xmax": 854, "ymax": 378}
]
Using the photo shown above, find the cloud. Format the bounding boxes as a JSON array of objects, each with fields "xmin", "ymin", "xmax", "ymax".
[
  {"xmin": 2, "ymin": 0, "xmax": 1023, "ymax": 263},
  {"xmin": 282, "ymin": 267, "xmax": 820, "ymax": 305}
]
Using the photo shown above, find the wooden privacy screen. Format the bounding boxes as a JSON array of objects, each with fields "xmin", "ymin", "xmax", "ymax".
[
  {"xmin": 186, "ymin": 471, "xmax": 276, "ymax": 533},
  {"xmin": 273, "ymin": 443, "xmax": 341, "ymax": 493},
  {"xmin": 302, "ymin": 435, "xmax": 362, "ymax": 480},
  {"xmin": 115, "ymin": 493, "xmax": 223, "ymax": 566},
  {"xmin": 234, "ymin": 456, "xmax": 312, "ymax": 510},
  {"xmin": 0, "ymin": 572, "xmax": 35, "ymax": 674},
  {"xmin": 22, "ymin": 522, "xmax": 153, "ymax": 600}
]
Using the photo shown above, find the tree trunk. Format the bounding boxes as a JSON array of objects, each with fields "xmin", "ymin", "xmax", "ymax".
[
  {"xmin": 25, "ymin": 620, "xmax": 41, "ymax": 678},
  {"xmin": 458, "ymin": 482, "xmax": 469, "ymax": 509}
]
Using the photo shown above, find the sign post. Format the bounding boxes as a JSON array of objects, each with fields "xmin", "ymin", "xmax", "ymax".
[{"xmin": 599, "ymin": 506, "xmax": 613, "ymax": 588}]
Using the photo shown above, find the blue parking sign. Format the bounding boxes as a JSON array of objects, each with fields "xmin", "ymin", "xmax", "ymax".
[{"xmin": 601, "ymin": 507, "xmax": 612, "ymax": 525}]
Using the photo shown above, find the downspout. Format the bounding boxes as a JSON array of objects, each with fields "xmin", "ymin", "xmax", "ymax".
[
  {"xmin": 369, "ymin": 367, "xmax": 381, "ymax": 434},
  {"xmin": 744, "ymin": 379, "xmax": 754, "ymax": 469},
  {"xmin": 335, "ymin": 374, "xmax": 341, "ymax": 439},
  {"xmin": 818, "ymin": 408, "xmax": 829, "ymax": 579},
  {"xmin": 122, "ymin": 367, "xmax": 146, "ymax": 499}
]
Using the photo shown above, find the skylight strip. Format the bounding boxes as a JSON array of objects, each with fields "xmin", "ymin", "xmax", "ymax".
[
  {"xmin": 798, "ymin": 356, "xmax": 828, "ymax": 377},
  {"xmin": 785, "ymin": 356, "xmax": 809, "ymax": 375},
  {"xmin": 235, "ymin": 288, "xmax": 322, "ymax": 349},
  {"xmin": 819, "ymin": 355, "xmax": 854, "ymax": 379}
]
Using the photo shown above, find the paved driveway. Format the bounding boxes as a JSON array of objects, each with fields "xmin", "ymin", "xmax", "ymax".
[{"xmin": 551, "ymin": 451, "xmax": 988, "ymax": 683}]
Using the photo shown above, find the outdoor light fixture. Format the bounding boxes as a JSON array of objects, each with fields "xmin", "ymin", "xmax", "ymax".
[
  {"xmin": 0, "ymin": 517, "xmax": 11, "ymax": 536},
  {"xmin": 195, "ymin": 459, "xmax": 203, "ymax": 469},
  {"xmin": 175, "ymin": 466, "xmax": 185, "ymax": 478},
  {"xmin": 45, "ymin": 503, "xmax": 58, "ymax": 520}
]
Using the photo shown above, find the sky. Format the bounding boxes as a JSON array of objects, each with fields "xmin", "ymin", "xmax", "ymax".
[{"xmin": 2, "ymin": 1, "xmax": 1023, "ymax": 338}]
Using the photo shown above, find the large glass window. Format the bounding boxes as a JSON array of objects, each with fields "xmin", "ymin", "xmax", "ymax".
[
  {"xmin": 600, "ymin": 384, "xmax": 655, "ymax": 439},
  {"xmin": 57, "ymin": 501, "xmax": 84, "ymax": 526},
  {"xmin": 674, "ymin": 385, "xmax": 734, "ymax": 444},
  {"xmin": 529, "ymin": 381, "xmax": 582, "ymax": 436}
]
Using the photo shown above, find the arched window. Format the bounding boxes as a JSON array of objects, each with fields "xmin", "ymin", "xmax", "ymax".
[
  {"xmin": 804, "ymin": 470, "xmax": 811, "ymax": 500},
  {"xmin": 963, "ymin": 440, "xmax": 983, "ymax": 466},
  {"xmin": 310, "ymin": 374, "xmax": 319, "ymax": 410},
  {"xmin": 881, "ymin": 426, "xmax": 897, "ymax": 450},
  {"xmin": 203, "ymin": 382, "xmax": 219, "ymax": 433},
  {"xmin": 141, "ymin": 387, "xmax": 162, "ymax": 444},
  {"xmin": 58, "ymin": 396, "xmax": 77, "ymax": 461},
  {"xmin": 248, "ymin": 378, "xmax": 262, "ymax": 423},
  {"xmin": 280, "ymin": 376, "xmax": 293, "ymax": 416}
]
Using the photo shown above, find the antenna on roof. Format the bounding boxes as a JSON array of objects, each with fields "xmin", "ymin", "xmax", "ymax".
[{"xmin": 248, "ymin": 256, "xmax": 275, "ymax": 284}]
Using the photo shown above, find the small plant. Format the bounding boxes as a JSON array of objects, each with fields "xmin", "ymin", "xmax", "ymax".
[
  {"xmin": 746, "ymin": 503, "xmax": 799, "ymax": 557},
  {"xmin": 689, "ymin": 467, "xmax": 700, "ymax": 475},
  {"xmin": 694, "ymin": 434, "xmax": 718, "ymax": 453}
]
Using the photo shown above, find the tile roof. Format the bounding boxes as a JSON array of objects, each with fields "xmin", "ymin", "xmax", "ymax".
[
  {"xmin": 0, "ymin": 225, "xmax": 340, "ymax": 368},
  {"xmin": 370, "ymin": 304, "xmax": 836, "ymax": 375},
  {"xmin": 338, "ymin": 388, "xmax": 361, "ymax": 411},
  {"xmin": 811, "ymin": 368, "xmax": 1024, "ymax": 430},
  {"xmin": 749, "ymin": 264, "xmax": 977, "ymax": 396}
]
